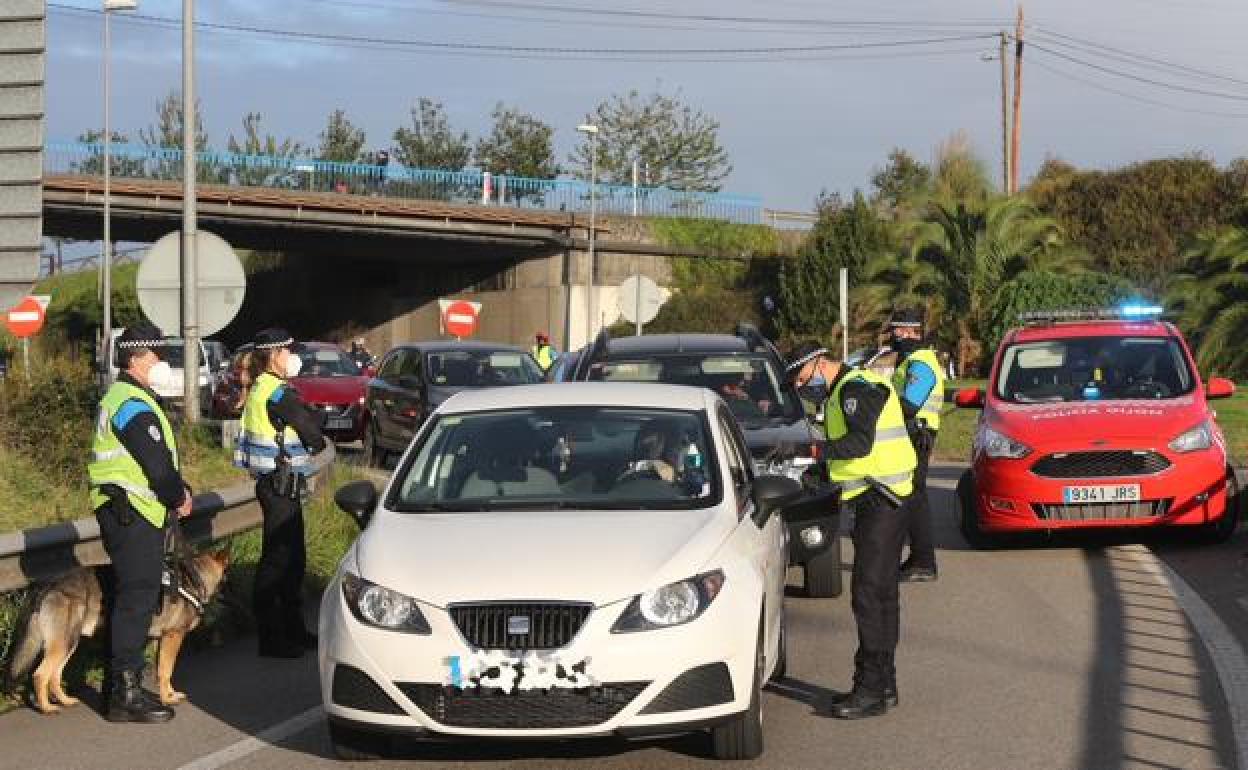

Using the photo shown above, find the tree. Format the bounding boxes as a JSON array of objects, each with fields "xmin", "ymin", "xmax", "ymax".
[
  {"xmin": 392, "ymin": 98, "xmax": 471, "ymax": 170},
  {"xmin": 569, "ymin": 89, "xmax": 732, "ymax": 193},
  {"xmin": 139, "ymin": 91, "xmax": 211, "ymax": 181},
  {"xmin": 317, "ymin": 109, "xmax": 366, "ymax": 163},
  {"xmin": 985, "ymin": 271, "xmax": 1132, "ymax": 355},
  {"xmin": 870, "ymin": 148, "xmax": 931, "ymax": 217},
  {"xmin": 70, "ymin": 130, "xmax": 146, "ymax": 178},
  {"xmin": 225, "ymin": 112, "xmax": 305, "ymax": 188},
  {"xmin": 473, "ymin": 104, "xmax": 557, "ymax": 204},
  {"xmin": 777, "ymin": 191, "xmax": 895, "ymax": 342},
  {"xmin": 1166, "ymin": 227, "xmax": 1248, "ymax": 378},
  {"xmin": 931, "ymin": 131, "xmax": 992, "ymax": 203}
]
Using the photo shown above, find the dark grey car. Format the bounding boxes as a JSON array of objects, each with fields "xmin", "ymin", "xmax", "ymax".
[{"xmin": 362, "ymin": 341, "xmax": 544, "ymax": 467}]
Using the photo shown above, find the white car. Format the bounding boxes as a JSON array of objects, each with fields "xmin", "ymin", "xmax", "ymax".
[{"xmin": 321, "ymin": 383, "xmax": 838, "ymax": 761}]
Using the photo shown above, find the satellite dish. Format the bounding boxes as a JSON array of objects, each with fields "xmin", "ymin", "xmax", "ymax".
[{"xmin": 136, "ymin": 231, "xmax": 246, "ymax": 337}]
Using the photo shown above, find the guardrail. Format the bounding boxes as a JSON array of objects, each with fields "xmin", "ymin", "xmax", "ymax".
[
  {"xmin": 43, "ymin": 141, "xmax": 765, "ymax": 225},
  {"xmin": 0, "ymin": 446, "xmax": 337, "ymax": 594}
]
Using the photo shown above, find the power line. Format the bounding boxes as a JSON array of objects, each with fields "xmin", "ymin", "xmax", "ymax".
[
  {"xmin": 1029, "ymin": 57, "xmax": 1248, "ymax": 119},
  {"xmin": 1034, "ymin": 27, "xmax": 1248, "ymax": 90},
  {"xmin": 46, "ymin": 4, "xmax": 995, "ymax": 60},
  {"xmin": 1026, "ymin": 41, "xmax": 1248, "ymax": 102},
  {"xmin": 1032, "ymin": 28, "xmax": 1248, "ymax": 92}
]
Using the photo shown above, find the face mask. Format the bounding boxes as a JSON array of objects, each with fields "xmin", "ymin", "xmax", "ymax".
[
  {"xmin": 147, "ymin": 361, "xmax": 175, "ymax": 390},
  {"xmin": 285, "ymin": 353, "xmax": 303, "ymax": 378},
  {"xmin": 892, "ymin": 336, "xmax": 920, "ymax": 356}
]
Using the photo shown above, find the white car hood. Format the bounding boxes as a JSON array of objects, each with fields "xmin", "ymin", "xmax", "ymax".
[{"xmin": 353, "ymin": 507, "xmax": 736, "ymax": 607}]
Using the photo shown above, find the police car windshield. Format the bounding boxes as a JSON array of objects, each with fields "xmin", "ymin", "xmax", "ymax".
[
  {"xmin": 996, "ymin": 336, "xmax": 1195, "ymax": 403},
  {"xmin": 391, "ymin": 407, "xmax": 720, "ymax": 512},
  {"xmin": 588, "ymin": 354, "xmax": 798, "ymax": 422}
]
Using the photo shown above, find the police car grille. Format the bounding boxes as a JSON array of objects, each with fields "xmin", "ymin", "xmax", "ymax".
[
  {"xmin": 396, "ymin": 682, "xmax": 649, "ymax": 729},
  {"xmin": 1031, "ymin": 451, "xmax": 1170, "ymax": 478},
  {"xmin": 1033, "ymin": 499, "xmax": 1170, "ymax": 521},
  {"xmin": 449, "ymin": 603, "xmax": 591, "ymax": 650}
]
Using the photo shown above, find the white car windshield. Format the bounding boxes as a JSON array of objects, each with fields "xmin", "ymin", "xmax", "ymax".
[
  {"xmin": 391, "ymin": 406, "xmax": 720, "ymax": 511},
  {"xmin": 996, "ymin": 336, "xmax": 1195, "ymax": 403}
]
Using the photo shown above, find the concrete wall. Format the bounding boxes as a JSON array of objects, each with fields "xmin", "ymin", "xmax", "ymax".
[{"xmin": 0, "ymin": 0, "xmax": 44, "ymax": 311}]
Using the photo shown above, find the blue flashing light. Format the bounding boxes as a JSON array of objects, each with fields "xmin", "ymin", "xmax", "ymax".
[{"xmin": 1118, "ymin": 303, "xmax": 1164, "ymax": 318}]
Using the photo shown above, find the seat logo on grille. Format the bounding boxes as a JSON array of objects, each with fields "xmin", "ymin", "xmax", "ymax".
[{"xmin": 507, "ymin": 615, "xmax": 531, "ymax": 635}]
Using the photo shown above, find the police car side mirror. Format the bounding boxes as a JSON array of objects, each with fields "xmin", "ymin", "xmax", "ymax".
[
  {"xmin": 335, "ymin": 480, "xmax": 378, "ymax": 529},
  {"xmin": 1206, "ymin": 377, "xmax": 1235, "ymax": 400},
  {"xmin": 955, "ymin": 387, "xmax": 985, "ymax": 409}
]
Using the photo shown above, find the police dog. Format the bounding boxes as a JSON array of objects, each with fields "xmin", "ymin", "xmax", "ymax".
[{"xmin": 5, "ymin": 549, "xmax": 230, "ymax": 713}]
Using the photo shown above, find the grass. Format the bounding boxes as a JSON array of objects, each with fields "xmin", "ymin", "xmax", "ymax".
[{"xmin": 932, "ymin": 380, "xmax": 1248, "ymax": 465}]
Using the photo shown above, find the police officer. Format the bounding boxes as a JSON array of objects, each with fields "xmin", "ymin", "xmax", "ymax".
[
  {"xmin": 348, "ymin": 337, "xmax": 373, "ymax": 372},
  {"xmin": 530, "ymin": 332, "xmax": 556, "ymax": 372},
  {"xmin": 888, "ymin": 308, "xmax": 945, "ymax": 583},
  {"xmin": 789, "ymin": 342, "xmax": 917, "ymax": 719},
  {"xmin": 235, "ymin": 329, "xmax": 327, "ymax": 658},
  {"xmin": 88, "ymin": 324, "xmax": 192, "ymax": 723}
]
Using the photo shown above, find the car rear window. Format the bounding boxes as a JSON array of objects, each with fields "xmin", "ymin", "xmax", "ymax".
[
  {"xmin": 996, "ymin": 336, "xmax": 1195, "ymax": 403},
  {"xmin": 590, "ymin": 354, "xmax": 799, "ymax": 421}
]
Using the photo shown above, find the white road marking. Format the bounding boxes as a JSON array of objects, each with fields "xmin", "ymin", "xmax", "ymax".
[
  {"xmin": 1136, "ymin": 549, "xmax": 1248, "ymax": 770},
  {"xmin": 176, "ymin": 705, "xmax": 324, "ymax": 770}
]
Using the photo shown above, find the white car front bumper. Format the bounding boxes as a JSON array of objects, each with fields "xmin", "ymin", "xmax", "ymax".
[{"xmin": 318, "ymin": 573, "xmax": 760, "ymax": 740}]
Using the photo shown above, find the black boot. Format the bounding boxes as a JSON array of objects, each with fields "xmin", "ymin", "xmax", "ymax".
[
  {"xmin": 822, "ymin": 686, "xmax": 899, "ymax": 709},
  {"xmin": 822, "ymin": 688, "xmax": 891, "ymax": 719},
  {"xmin": 105, "ymin": 670, "xmax": 174, "ymax": 723},
  {"xmin": 257, "ymin": 616, "xmax": 304, "ymax": 659},
  {"xmin": 899, "ymin": 561, "xmax": 938, "ymax": 583}
]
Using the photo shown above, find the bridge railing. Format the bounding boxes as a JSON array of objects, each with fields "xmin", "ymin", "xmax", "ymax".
[{"xmin": 43, "ymin": 141, "xmax": 764, "ymax": 225}]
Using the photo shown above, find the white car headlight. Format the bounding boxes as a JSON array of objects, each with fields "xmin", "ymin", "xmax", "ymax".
[
  {"xmin": 341, "ymin": 572, "xmax": 431, "ymax": 634},
  {"xmin": 1169, "ymin": 420, "xmax": 1213, "ymax": 453},
  {"xmin": 611, "ymin": 570, "xmax": 725, "ymax": 633},
  {"xmin": 978, "ymin": 426, "xmax": 1032, "ymax": 459}
]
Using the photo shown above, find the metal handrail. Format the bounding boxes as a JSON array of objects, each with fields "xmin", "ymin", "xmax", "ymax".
[{"xmin": 0, "ymin": 445, "xmax": 336, "ymax": 594}]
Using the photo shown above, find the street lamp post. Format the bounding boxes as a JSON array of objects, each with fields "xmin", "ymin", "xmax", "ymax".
[
  {"xmin": 577, "ymin": 123, "xmax": 598, "ymax": 342},
  {"xmin": 102, "ymin": 0, "xmax": 137, "ymax": 381},
  {"xmin": 181, "ymin": 0, "xmax": 200, "ymax": 422}
]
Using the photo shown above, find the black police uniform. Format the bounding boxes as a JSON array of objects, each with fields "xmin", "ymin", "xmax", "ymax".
[
  {"xmin": 95, "ymin": 370, "xmax": 189, "ymax": 722},
  {"xmin": 823, "ymin": 370, "xmax": 909, "ymax": 716},
  {"xmin": 250, "ymin": 369, "xmax": 326, "ymax": 657}
]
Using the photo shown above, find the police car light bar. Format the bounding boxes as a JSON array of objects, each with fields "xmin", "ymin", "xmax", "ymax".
[{"xmin": 1018, "ymin": 305, "xmax": 1165, "ymax": 324}]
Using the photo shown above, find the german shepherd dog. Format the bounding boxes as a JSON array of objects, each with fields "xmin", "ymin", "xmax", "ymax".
[{"xmin": 4, "ymin": 549, "xmax": 230, "ymax": 713}]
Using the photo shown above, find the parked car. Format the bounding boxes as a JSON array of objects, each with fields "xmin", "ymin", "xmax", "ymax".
[
  {"xmin": 362, "ymin": 341, "xmax": 545, "ymax": 468},
  {"xmin": 324, "ymin": 382, "xmax": 838, "ymax": 760},
  {"xmin": 566, "ymin": 325, "xmax": 840, "ymax": 598},
  {"xmin": 287, "ymin": 342, "xmax": 371, "ymax": 443},
  {"xmin": 106, "ymin": 329, "xmax": 227, "ymax": 413},
  {"xmin": 954, "ymin": 305, "xmax": 1240, "ymax": 546}
]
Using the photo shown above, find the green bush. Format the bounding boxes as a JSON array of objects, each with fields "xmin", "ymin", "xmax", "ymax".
[
  {"xmin": 984, "ymin": 271, "xmax": 1135, "ymax": 355},
  {"xmin": 0, "ymin": 356, "xmax": 99, "ymax": 486}
]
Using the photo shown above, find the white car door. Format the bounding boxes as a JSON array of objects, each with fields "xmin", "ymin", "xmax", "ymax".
[{"xmin": 716, "ymin": 406, "xmax": 787, "ymax": 655}]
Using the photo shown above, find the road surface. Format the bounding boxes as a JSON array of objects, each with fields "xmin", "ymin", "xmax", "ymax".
[{"xmin": 1, "ymin": 464, "xmax": 1245, "ymax": 769}]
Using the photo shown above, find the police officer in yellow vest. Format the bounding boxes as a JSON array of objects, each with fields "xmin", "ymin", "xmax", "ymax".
[
  {"xmin": 530, "ymin": 331, "xmax": 556, "ymax": 372},
  {"xmin": 88, "ymin": 324, "xmax": 192, "ymax": 723},
  {"xmin": 789, "ymin": 342, "xmax": 917, "ymax": 719},
  {"xmin": 888, "ymin": 308, "xmax": 945, "ymax": 583},
  {"xmin": 235, "ymin": 329, "xmax": 327, "ymax": 658}
]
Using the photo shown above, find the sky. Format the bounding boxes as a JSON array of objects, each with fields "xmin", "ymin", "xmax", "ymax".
[{"xmin": 41, "ymin": 0, "xmax": 1248, "ymax": 213}]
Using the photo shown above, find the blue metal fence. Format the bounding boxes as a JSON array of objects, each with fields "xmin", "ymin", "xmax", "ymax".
[{"xmin": 44, "ymin": 141, "xmax": 763, "ymax": 225}]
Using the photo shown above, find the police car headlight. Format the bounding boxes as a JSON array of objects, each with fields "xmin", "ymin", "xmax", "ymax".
[
  {"xmin": 1169, "ymin": 420, "xmax": 1213, "ymax": 453},
  {"xmin": 979, "ymin": 426, "xmax": 1032, "ymax": 459},
  {"xmin": 341, "ymin": 572, "xmax": 431, "ymax": 634},
  {"xmin": 612, "ymin": 570, "xmax": 725, "ymax": 632}
]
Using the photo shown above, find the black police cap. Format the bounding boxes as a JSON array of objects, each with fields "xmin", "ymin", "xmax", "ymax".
[
  {"xmin": 888, "ymin": 307, "xmax": 924, "ymax": 329},
  {"xmin": 786, "ymin": 340, "xmax": 830, "ymax": 375},
  {"xmin": 254, "ymin": 327, "xmax": 294, "ymax": 351},
  {"xmin": 116, "ymin": 322, "xmax": 170, "ymax": 359}
]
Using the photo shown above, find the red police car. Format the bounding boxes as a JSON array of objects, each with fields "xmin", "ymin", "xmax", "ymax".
[{"xmin": 954, "ymin": 306, "xmax": 1240, "ymax": 546}]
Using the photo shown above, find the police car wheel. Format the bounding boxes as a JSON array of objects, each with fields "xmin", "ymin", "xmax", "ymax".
[
  {"xmin": 711, "ymin": 620, "xmax": 765, "ymax": 761},
  {"xmin": 328, "ymin": 720, "xmax": 390, "ymax": 761},
  {"xmin": 802, "ymin": 535, "xmax": 843, "ymax": 598},
  {"xmin": 1205, "ymin": 470, "xmax": 1241, "ymax": 543}
]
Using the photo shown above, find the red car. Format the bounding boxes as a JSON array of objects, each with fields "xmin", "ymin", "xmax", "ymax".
[
  {"xmin": 954, "ymin": 307, "xmax": 1240, "ymax": 546},
  {"xmin": 286, "ymin": 342, "xmax": 370, "ymax": 443}
]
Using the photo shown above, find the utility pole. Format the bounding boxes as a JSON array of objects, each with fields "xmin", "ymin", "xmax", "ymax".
[
  {"xmin": 181, "ymin": 0, "xmax": 200, "ymax": 421},
  {"xmin": 1010, "ymin": 5, "xmax": 1024, "ymax": 196},
  {"xmin": 999, "ymin": 30, "xmax": 1011, "ymax": 195}
]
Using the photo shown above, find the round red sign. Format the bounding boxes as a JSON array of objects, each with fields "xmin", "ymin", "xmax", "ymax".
[
  {"xmin": 443, "ymin": 301, "xmax": 478, "ymax": 338},
  {"xmin": 4, "ymin": 296, "xmax": 45, "ymax": 339}
]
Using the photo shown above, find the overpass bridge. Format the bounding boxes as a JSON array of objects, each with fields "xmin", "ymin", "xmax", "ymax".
[{"xmin": 36, "ymin": 143, "xmax": 785, "ymax": 350}]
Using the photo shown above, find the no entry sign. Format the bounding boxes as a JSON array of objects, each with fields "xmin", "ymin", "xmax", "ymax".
[
  {"xmin": 4, "ymin": 296, "xmax": 45, "ymax": 338},
  {"xmin": 442, "ymin": 300, "xmax": 480, "ymax": 338}
]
